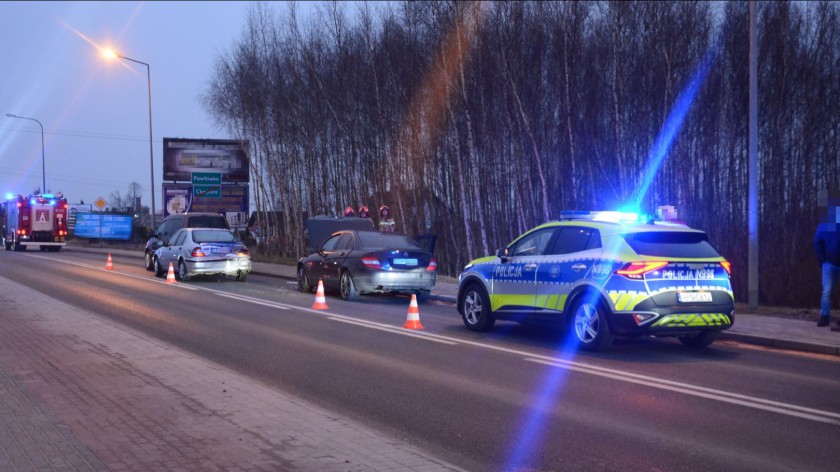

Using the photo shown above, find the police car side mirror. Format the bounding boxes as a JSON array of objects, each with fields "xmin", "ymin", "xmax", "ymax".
[{"xmin": 496, "ymin": 247, "xmax": 509, "ymax": 263}]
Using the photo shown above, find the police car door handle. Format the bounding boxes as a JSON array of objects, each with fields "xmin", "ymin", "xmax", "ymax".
[
  {"xmin": 524, "ymin": 263, "xmax": 538, "ymax": 270},
  {"xmin": 572, "ymin": 264, "xmax": 587, "ymax": 272}
]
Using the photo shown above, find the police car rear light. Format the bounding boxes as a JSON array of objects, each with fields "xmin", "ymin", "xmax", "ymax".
[
  {"xmin": 427, "ymin": 258, "xmax": 437, "ymax": 271},
  {"xmin": 191, "ymin": 247, "xmax": 206, "ymax": 257},
  {"xmin": 721, "ymin": 261, "xmax": 731, "ymax": 276},
  {"xmin": 616, "ymin": 261, "xmax": 668, "ymax": 278},
  {"xmin": 362, "ymin": 256, "xmax": 381, "ymax": 268}
]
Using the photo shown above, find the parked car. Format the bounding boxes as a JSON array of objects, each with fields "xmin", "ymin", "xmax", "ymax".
[
  {"xmin": 153, "ymin": 228, "xmax": 250, "ymax": 281},
  {"xmin": 297, "ymin": 230, "xmax": 437, "ymax": 301},
  {"xmin": 144, "ymin": 212, "xmax": 229, "ymax": 271}
]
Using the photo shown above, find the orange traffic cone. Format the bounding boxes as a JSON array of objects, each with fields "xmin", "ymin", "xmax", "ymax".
[
  {"xmin": 166, "ymin": 262, "xmax": 177, "ymax": 284},
  {"xmin": 312, "ymin": 279, "xmax": 329, "ymax": 310},
  {"xmin": 403, "ymin": 294, "xmax": 424, "ymax": 330},
  {"xmin": 105, "ymin": 254, "xmax": 114, "ymax": 271}
]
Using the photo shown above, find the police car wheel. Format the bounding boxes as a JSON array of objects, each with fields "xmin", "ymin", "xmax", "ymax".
[
  {"xmin": 461, "ymin": 284, "xmax": 495, "ymax": 332},
  {"xmin": 298, "ymin": 266, "xmax": 313, "ymax": 293},
  {"xmin": 678, "ymin": 331, "xmax": 718, "ymax": 348},
  {"xmin": 144, "ymin": 252, "xmax": 154, "ymax": 271},
  {"xmin": 340, "ymin": 271, "xmax": 359, "ymax": 301},
  {"xmin": 571, "ymin": 299, "xmax": 614, "ymax": 352}
]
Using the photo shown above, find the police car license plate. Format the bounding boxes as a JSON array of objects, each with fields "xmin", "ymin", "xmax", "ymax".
[
  {"xmin": 678, "ymin": 292, "xmax": 713, "ymax": 303},
  {"xmin": 393, "ymin": 258, "xmax": 418, "ymax": 266}
]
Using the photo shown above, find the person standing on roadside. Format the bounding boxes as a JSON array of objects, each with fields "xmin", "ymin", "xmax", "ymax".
[
  {"xmin": 378, "ymin": 205, "xmax": 395, "ymax": 232},
  {"xmin": 344, "ymin": 206, "xmax": 355, "ymax": 218},
  {"xmin": 814, "ymin": 190, "xmax": 840, "ymax": 330}
]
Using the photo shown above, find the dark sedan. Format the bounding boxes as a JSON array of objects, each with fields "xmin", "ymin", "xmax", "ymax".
[{"xmin": 297, "ymin": 230, "xmax": 437, "ymax": 301}]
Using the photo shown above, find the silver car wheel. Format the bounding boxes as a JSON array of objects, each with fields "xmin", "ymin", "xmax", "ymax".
[
  {"xmin": 574, "ymin": 303, "xmax": 599, "ymax": 344},
  {"xmin": 464, "ymin": 291, "xmax": 483, "ymax": 325}
]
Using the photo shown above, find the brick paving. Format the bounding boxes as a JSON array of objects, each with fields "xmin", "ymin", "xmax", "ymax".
[{"xmin": 0, "ymin": 276, "xmax": 465, "ymax": 472}]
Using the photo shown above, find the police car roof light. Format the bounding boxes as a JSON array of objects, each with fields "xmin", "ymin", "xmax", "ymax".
[{"xmin": 559, "ymin": 210, "xmax": 655, "ymax": 224}]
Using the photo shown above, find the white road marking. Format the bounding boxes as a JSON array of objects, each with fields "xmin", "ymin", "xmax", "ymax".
[
  {"xmin": 22, "ymin": 252, "xmax": 840, "ymax": 426},
  {"xmin": 24, "ymin": 253, "xmax": 199, "ymax": 290},
  {"xmin": 328, "ymin": 317, "xmax": 457, "ymax": 345}
]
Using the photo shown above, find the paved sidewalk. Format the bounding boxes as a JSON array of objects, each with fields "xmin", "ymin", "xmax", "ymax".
[
  {"xmin": 71, "ymin": 246, "xmax": 840, "ymax": 357},
  {"xmin": 0, "ymin": 276, "xmax": 465, "ymax": 472}
]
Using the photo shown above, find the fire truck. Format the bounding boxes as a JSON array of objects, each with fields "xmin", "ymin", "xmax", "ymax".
[{"xmin": 2, "ymin": 193, "xmax": 68, "ymax": 252}]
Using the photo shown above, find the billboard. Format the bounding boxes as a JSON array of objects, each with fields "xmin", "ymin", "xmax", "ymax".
[
  {"xmin": 73, "ymin": 213, "xmax": 133, "ymax": 240},
  {"xmin": 67, "ymin": 204, "xmax": 93, "ymax": 230},
  {"xmin": 163, "ymin": 138, "xmax": 249, "ymax": 183},
  {"xmin": 162, "ymin": 183, "xmax": 249, "ymax": 229}
]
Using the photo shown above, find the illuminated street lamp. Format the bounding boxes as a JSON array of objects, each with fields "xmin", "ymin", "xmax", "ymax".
[
  {"xmin": 6, "ymin": 113, "xmax": 46, "ymax": 193},
  {"xmin": 103, "ymin": 48, "xmax": 157, "ymax": 228}
]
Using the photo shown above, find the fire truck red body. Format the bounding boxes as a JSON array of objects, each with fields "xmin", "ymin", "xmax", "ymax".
[{"xmin": 2, "ymin": 193, "xmax": 68, "ymax": 252}]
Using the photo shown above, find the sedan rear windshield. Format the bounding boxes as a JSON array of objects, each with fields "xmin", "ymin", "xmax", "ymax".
[
  {"xmin": 187, "ymin": 215, "xmax": 228, "ymax": 229},
  {"xmin": 357, "ymin": 232, "xmax": 422, "ymax": 250},
  {"xmin": 193, "ymin": 230, "xmax": 236, "ymax": 243},
  {"xmin": 621, "ymin": 231, "xmax": 721, "ymax": 258}
]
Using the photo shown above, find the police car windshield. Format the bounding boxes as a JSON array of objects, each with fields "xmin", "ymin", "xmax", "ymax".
[
  {"xmin": 193, "ymin": 230, "xmax": 236, "ymax": 243},
  {"xmin": 621, "ymin": 231, "xmax": 720, "ymax": 258},
  {"xmin": 357, "ymin": 232, "xmax": 422, "ymax": 250}
]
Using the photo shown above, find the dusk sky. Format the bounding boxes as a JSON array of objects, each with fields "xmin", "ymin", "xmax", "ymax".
[{"xmin": 0, "ymin": 1, "xmax": 316, "ymax": 211}]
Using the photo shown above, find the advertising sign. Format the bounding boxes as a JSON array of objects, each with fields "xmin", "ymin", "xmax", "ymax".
[
  {"xmin": 163, "ymin": 138, "xmax": 249, "ymax": 183},
  {"xmin": 67, "ymin": 204, "xmax": 92, "ymax": 230},
  {"xmin": 73, "ymin": 213, "xmax": 133, "ymax": 240},
  {"xmin": 163, "ymin": 183, "xmax": 249, "ymax": 230}
]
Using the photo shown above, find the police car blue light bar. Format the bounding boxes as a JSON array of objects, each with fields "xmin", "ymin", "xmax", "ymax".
[{"xmin": 559, "ymin": 210, "xmax": 654, "ymax": 224}]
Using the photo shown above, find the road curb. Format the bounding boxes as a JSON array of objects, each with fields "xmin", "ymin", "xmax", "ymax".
[{"xmin": 720, "ymin": 332, "xmax": 840, "ymax": 357}]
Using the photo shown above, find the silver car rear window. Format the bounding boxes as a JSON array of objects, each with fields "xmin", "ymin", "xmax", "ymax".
[{"xmin": 193, "ymin": 230, "xmax": 236, "ymax": 243}]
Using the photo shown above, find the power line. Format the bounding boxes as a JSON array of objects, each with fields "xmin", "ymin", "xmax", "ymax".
[{"xmin": 1, "ymin": 124, "xmax": 165, "ymax": 144}]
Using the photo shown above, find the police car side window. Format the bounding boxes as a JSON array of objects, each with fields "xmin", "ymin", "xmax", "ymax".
[
  {"xmin": 511, "ymin": 229, "xmax": 556, "ymax": 257},
  {"xmin": 550, "ymin": 227, "xmax": 598, "ymax": 255}
]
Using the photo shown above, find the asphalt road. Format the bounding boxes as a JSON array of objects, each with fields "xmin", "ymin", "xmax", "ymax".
[{"xmin": 2, "ymin": 247, "xmax": 839, "ymax": 471}]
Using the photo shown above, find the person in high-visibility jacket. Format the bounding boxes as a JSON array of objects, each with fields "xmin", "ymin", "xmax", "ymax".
[{"xmin": 378, "ymin": 205, "xmax": 395, "ymax": 232}]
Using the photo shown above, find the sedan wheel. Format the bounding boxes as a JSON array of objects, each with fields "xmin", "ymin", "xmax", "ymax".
[
  {"xmin": 297, "ymin": 266, "xmax": 313, "ymax": 293},
  {"xmin": 144, "ymin": 252, "xmax": 154, "ymax": 271},
  {"xmin": 153, "ymin": 257, "xmax": 164, "ymax": 278},
  {"xmin": 461, "ymin": 284, "xmax": 494, "ymax": 332},
  {"xmin": 572, "ymin": 299, "xmax": 614, "ymax": 352},
  {"xmin": 339, "ymin": 271, "xmax": 359, "ymax": 301},
  {"xmin": 178, "ymin": 260, "xmax": 191, "ymax": 281}
]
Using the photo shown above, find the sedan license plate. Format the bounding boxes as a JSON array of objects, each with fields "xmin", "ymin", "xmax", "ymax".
[
  {"xmin": 393, "ymin": 258, "xmax": 418, "ymax": 266},
  {"xmin": 211, "ymin": 246, "xmax": 230, "ymax": 254},
  {"xmin": 678, "ymin": 292, "xmax": 713, "ymax": 303}
]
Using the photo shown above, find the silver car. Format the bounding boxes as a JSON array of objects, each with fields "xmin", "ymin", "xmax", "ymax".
[{"xmin": 153, "ymin": 228, "xmax": 251, "ymax": 281}]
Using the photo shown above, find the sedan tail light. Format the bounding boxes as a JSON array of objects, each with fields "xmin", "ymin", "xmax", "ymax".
[
  {"xmin": 427, "ymin": 258, "xmax": 437, "ymax": 271},
  {"xmin": 615, "ymin": 261, "xmax": 668, "ymax": 279},
  {"xmin": 361, "ymin": 255, "xmax": 381, "ymax": 269},
  {"xmin": 236, "ymin": 248, "xmax": 249, "ymax": 257},
  {"xmin": 191, "ymin": 246, "xmax": 206, "ymax": 257}
]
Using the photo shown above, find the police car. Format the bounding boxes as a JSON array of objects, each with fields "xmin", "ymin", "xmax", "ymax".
[{"xmin": 456, "ymin": 211, "xmax": 734, "ymax": 351}]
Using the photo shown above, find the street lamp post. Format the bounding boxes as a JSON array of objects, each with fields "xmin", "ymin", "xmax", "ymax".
[
  {"xmin": 104, "ymin": 50, "xmax": 156, "ymax": 229},
  {"xmin": 6, "ymin": 113, "xmax": 46, "ymax": 193}
]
